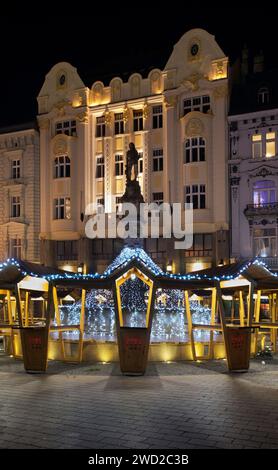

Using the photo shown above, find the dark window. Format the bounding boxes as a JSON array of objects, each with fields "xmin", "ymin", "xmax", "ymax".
[
  {"xmin": 96, "ymin": 116, "xmax": 106, "ymax": 137},
  {"xmin": 115, "ymin": 154, "xmax": 124, "ymax": 176},
  {"xmin": 55, "ymin": 120, "xmax": 77, "ymax": 136},
  {"xmin": 153, "ymin": 149, "xmax": 163, "ymax": 171},
  {"xmin": 133, "ymin": 110, "xmax": 143, "ymax": 132},
  {"xmin": 114, "ymin": 113, "xmax": 124, "ymax": 135},
  {"xmin": 183, "ymin": 95, "xmax": 210, "ymax": 115},
  {"xmin": 184, "ymin": 137, "xmax": 206, "ymax": 163},
  {"xmin": 96, "ymin": 156, "xmax": 105, "ymax": 178},
  {"xmin": 185, "ymin": 185, "xmax": 206, "ymax": 209},
  {"xmin": 56, "ymin": 241, "xmax": 78, "ymax": 260},
  {"xmin": 152, "ymin": 105, "xmax": 163, "ymax": 129}
]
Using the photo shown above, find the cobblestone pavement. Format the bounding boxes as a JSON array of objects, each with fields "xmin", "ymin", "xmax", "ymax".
[{"xmin": 1, "ymin": 354, "xmax": 278, "ymax": 449}]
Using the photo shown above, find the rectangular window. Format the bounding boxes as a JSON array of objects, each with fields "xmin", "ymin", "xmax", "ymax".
[
  {"xmin": 115, "ymin": 196, "xmax": 122, "ymax": 213},
  {"xmin": 133, "ymin": 110, "xmax": 143, "ymax": 132},
  {"xmin": 153, "ymin": 192, "xmax": 164, "ymax": 205},
  {"xmin": 56, "ymin": 241, "xmax": 78, "ymax": 261},
  {"xmin": 253, "ymin": 228, "xmax": 277, "ymax": 257},
  {"xmin": 252, "ymin": 134, "xmax": 262, "ymax": 158},
  {"xmin": 138, "ymin": 152, "xmax": 143, "ymax": 173},
  {"xmin": 10, "ymin": 238, "xmax": 22, "ymax": 259},
  {"xmin": 96, "ymin": 116, "xmax": 106, "ymax": 138},
  {"xmin": 11, "ymin": 196, "xmax": 21, "ymax": 218},
  {"xmin": 114, "ymin": 113, "xmax": 124, "ymax": 135},
  {"xmin": 55, "ymin": 120, "xmax": 77, "ymax": 136},
  {"xmin": 96, "ymin": 197, "xmax": 105, "ymax": 214},
  {"xmin": 183, "ymin": 95, "xmax": 211, "ymax": 115},
  {"xmin": 153, "ymin": 149, "xmax": 163, "ymax": 171},
  {"xmin": 185, "ymin": 185, "xmax": 206, "ymax": 209},
  {"xmin": 185, "ymin": 233, "xmax": 213, "ymax": 257},
  {"xmin": 96, "ymin": 156, "xmax": 105, "ymax": 178},
  {"xmin": 115, "ymin": 154, "xmax": 124, "ymax": 176},
  {"xmin": 266, "ymin": 132, "xmax": 276, "ymax": 158},
  {"xmin": 54, "ymin": 156, "xmax": 70, "ymax": 178},
  {"xmin": 54, "ymin": 197, "xmax": 71, "ymax": 220},
  {"xmin": 152, "ymin": 105, "xmax": 163, "ymax": 129},
  {"xmin": 12, "ymin": 160, "xmax": 21, "ymax": 179}
]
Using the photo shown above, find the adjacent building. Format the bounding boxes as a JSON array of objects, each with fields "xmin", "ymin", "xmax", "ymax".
[
  {"xmin": 229, "ymin": 50, "xmax": 278, "ymax": 270},
  {"xmin": 37, "ymin": 28, "xmax": 229, "ymax": 274},
  {"xmin": 0, "ymin": 123, "xmax": 40, "ymax": 263}
]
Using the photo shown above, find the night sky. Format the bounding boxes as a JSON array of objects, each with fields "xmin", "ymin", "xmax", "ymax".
[{"xmin": 0, "ymin": 10, "xmax": 277, "ymax": 128}]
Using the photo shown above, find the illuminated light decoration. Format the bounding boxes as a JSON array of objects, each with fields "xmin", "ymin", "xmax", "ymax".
[{"xmin": 0, "ymin": 250, "xmax": 277, "ymax": 283}]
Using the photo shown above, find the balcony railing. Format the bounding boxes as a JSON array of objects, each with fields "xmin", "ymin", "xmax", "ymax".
[{"xmin": 244, "ymin": 202, "xmax": 278, "ymax": 217}]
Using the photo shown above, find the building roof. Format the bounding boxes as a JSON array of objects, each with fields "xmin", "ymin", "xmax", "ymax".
[
  {"xmin": 0, "ymin": 121, "xmax": 38, "ymax": 135},
  {"xmin": 229, "ymin": 68, "xmax": 278, "ymax": 116}
]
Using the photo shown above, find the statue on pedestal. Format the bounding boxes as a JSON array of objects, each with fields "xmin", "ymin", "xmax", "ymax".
[
  {"xmin": 126, "ymin": 142, "xmax": 139, "ymax": 182},
  {"xmin": 120, "ymin": 142, "xmax": 144, "ymax": 205}
]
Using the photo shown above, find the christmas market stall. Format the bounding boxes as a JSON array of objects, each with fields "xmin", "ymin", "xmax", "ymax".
[{"xmin": 1, "ymin": 248, "xmax": 278, "ymax": 374}]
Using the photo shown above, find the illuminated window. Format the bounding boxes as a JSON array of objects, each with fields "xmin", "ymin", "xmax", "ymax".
[
  {"xmin": 54, "ymin": 156, "xmax": 70, "ymax": 178},
  {"xmin": 183, "ymin": 95, "xmax": 210, "ymax": 115},
  {"xmin": 258, "ymin": 87, "xmax": 269, "ymax": 105},
  {"xmin": 96, "ymin": 156, "xmax": 104, "ymax": 178},
  {"xmin": 253, "ymin": 180, "xmax": 276, "ymax": 206},
  {"xmin": 185, "ymin": 185, "xmax": 206, "ymax": 209},
  {"xmin": 133, "ymin": 110, "xmax": 143, "ymax": 132},
  {"xmin": 152, "ymin": 192, "xmax": 164, "ymax": 205},
  {"xmin": 11, "ymin": 196, "xmax": 21, "ymax": 218},
  {"xmin": 252, "ymin": 134, "xmax": 262, "ymax": 158},
  {"xmin": 12, "ymin": 160, "xmax": 21, "ymax": 179},
  {"xmin": 153, "ymin": 149, "xmax": 163, "ymax": 171},
  {"xmin": 114, "ymin": 113, "xmax": 124, "ymax": 135},
  {"xmin": 55, "ymin": 120, "xmax": 77, "ymax": 136},
  {"xmin": 266, "ymin": 132, "xmax": 276, "ymax": 158},
  {"xmin": 152, "ymin": 105, "xmax": 163, "ymax": 129},
  {"xmin": 10, "ymin": 238, "xmax": 22, "ymax": 259},
  {"xmin": 96, "ymin": 116, "xmax": 106, "ymax": 137},
  {"xmin": 115, "ymin": 154, "xmax": 124, "ymax": 176},
  {"xmin": 253, "ymin": 228, "xmax": 277, "ymax": 257},
  {"xmin": 185, "ymin": 137, "xmax": 205, "ymax": 163},
  {"xmin": 54, "ymin": 197, "xmax": 71, "ymax": 220}
]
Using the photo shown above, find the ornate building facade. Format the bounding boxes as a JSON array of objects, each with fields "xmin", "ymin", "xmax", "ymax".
[
  {"xmin": 0, "ymin": 123, "xmax": 40, "ymax": 262},
  {"xmin": 229, "ymin": 50, "xmax": 278, "ymax": 269},
  {"xmin": 37, "ymin": 28, "xmax": 229, "ymax": 273}
]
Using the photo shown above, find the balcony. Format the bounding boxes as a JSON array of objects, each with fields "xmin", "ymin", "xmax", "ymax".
[{"xmin": 244, "ymin": 202, "xmax": 278, "ymax": 217}]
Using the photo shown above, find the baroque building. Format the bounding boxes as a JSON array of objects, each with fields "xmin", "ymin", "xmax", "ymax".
[
  {"xmin": 0, "ymin": 123, "xmax": 40, "ymax": 262},
  {"xmin": 229, "ymin": 49, "xmax": 278, "ymax": 270},
  {"xmin": 37, "ymin": 28, "xmax": 229, "ymax": 273}
]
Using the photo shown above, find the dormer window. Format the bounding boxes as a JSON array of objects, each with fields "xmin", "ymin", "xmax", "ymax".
[{"xmin": 258, "ymin": 87, "xmax": 269, "ymax": 105}]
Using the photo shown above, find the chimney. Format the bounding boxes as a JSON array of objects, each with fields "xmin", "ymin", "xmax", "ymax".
[
  {"xmin": 253, "ymin": 50, "xmax": 264, "ymax": 73},
  {"xmin": 241, "ymin": 45, "xmax": 249, "ymax": 77}
]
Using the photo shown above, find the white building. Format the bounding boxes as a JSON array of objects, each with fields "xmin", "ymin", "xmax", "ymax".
[
  {"xmin": 37, "ymin": 28, "xmax": 229, "ymax": 273},
  {"xmin": 229, "ymin": 51, "xmax": 278, "ymax": 270},
  {"xmin": 0, "ymin": 123, "xmax": 40, "ymax": 262}
]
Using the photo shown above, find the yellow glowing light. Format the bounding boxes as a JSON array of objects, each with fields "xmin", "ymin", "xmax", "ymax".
[{"xmin": 191, "ymin": 262, "xmax": 204, "ymax": 272}]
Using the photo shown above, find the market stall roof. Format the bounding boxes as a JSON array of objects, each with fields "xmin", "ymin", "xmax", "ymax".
[
  {"xmin": 1, "ymin": 250, "xmax": 278, "ymax": 291},
  {"xmin": 0, "ymin": 259, "xmax": 72, "ymax": 289}
]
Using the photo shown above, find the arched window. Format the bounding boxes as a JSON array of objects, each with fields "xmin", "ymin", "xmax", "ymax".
[
  {"xmin": 184, "ymin": 137, "xmax": 205, "ymax": 163},
  {"xmin": 257, "ymin": 87, "xmax": 269, "ymax": 105},
  {"xmin": 253, "ymin": 180, "xmax": 276, "ymax": 206},
  {"xmin": 54, "ymin": 156, "xmax": 70, "ymax": 178}
]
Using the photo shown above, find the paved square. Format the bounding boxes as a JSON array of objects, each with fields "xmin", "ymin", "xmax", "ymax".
[{"xmin": 0, "ymin": 355, "xmax": 278, "ymax": 449}]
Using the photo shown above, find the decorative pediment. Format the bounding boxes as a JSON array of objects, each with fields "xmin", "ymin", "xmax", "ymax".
[{"xmin": 249, "ymin": 166, "xmax": 278, "ymax": 179}]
